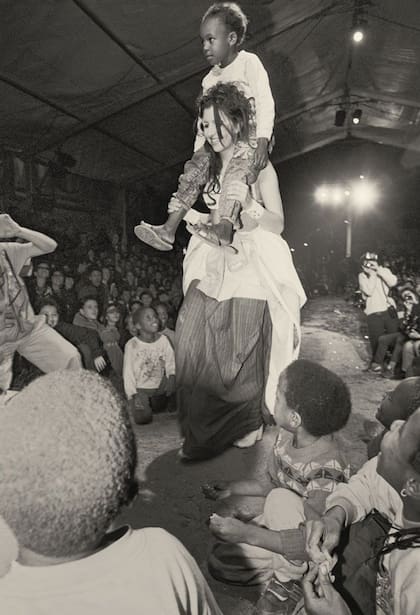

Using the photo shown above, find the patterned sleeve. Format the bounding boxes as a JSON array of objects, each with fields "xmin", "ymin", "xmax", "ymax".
[{"xmin": 303, "ymin": 458, "xmax": 351, "ymax": 520}]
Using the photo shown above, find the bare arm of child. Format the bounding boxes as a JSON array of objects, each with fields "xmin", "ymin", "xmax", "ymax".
[{"xmin": 202, "ymin": 478, "xmax": 273, "ymax": 501}]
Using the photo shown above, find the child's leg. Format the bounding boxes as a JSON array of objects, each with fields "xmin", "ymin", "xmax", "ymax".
[
  {"xmin": 134, "ymin": 147, "xmax": 211, "ymax": 250},
  {"xmin": 208, "ymin": 488, "xmax": 305, "ymax": 587},
  {"xmin": 132, "ymin": 389, "xmax": 154, "ymax": 424}
]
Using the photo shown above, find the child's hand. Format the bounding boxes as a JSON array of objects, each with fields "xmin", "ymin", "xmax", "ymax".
[
  {"xmin": 202, "ymin": 481, "xmax": 231, "ymax": 500},
  {"xmin": 94, "ymin": 356, "xmax": 107, "ymax": 372},
  {"xmin": 302, "ymin": 563, "xmax": 351, "ymax": 615},
  {"xmin": 208, "ymin": 513, "xmax": 249, "ymax": 543},
  {"xmin": 252, "ymin": 138, "xmax": 269, "ymax": 173}
]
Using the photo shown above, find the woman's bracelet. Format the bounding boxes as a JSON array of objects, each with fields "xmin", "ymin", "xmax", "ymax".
[{"xmin": 245, "ymin": 199, "xmax": 265, "ymax": 220}]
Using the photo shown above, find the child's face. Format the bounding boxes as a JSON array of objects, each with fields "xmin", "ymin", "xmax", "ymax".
[
  {"xmin": 64, "ymin": 276, "xmax": 74, "ymax": 290},
  {"xmin": 156, "ymin": 305, "xmax": 168, "ymax": 327},
  {"xmin": 81, "ymin": 299, "xmax": 99, "ymax": 321},
  {"xmin": 200, "ymin": 17, "xmax": 232, "ymax": 66},
  {"xmin": 137, "ymin": 308, "xmax": 160, "ymax": 335},
  {"xmin": 376, "ymin": 378, "xmax": 420, "ymax": 429},
  {"xmin": 122, "ymin": 290, "xmax": 131, "ymax": 303},
  {"xmin": 273, "ymin": 374, "xmax": 295, "ymax": 430},
  {"xmin": 106, "ymin": 308, "xmax": 120, "ymax": 325},
  {"xmin": 40, "ymin": 305, "xmax": 59, "ymax": 328},
  {"xmin": 141, "ymin": 293, "xmax": 153, "ymax": 307}
]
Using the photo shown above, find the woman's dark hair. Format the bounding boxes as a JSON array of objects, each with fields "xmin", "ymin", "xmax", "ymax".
[
  {"xmin": 197, "ymin": 82, "xmax": 252, "ymax": 197},
  {"xmin": 202, "ymin": 2, "xmax": 249, "ymax": 46}
]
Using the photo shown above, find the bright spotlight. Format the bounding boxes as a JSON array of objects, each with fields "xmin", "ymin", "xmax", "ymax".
[
  {"xmin": 352, "ymin": 29, "xmax": 364, "ymax": 43},
  {"xmin": 314, "ymin": 185, "xmax": 329, "ymax": 204},
  {"xmin": 331, "ymin": 186, "xmax": 344, "ymax": 205},
  {"xmin": 350, "ymin": 181, "xmax": 379, "ymax": 210},
  {"xmin": 303, "ymin": 242, "xmax": 309, "ymax": 247}
]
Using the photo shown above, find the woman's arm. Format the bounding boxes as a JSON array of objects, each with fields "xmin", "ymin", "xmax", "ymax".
[{"xmin": 226, "ymin": 164, "xmax": 284, "ymax": 234}]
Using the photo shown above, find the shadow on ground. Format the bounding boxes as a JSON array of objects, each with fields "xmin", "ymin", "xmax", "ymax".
[{"xmin": 117, "ymin": 296, "xmax": 395, "ymax": 615}]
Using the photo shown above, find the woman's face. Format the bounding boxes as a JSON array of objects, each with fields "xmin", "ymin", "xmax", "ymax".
[{"xmin": 201, "ymin": 105, "xmax": 236, "ymax": 153}]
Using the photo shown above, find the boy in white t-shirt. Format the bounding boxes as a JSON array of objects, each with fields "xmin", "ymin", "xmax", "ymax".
[
  {"xmin": 0, "ymin": 370, "xmax": 221, "ymax": 615},
  {"xmin": 123, "ymin": 306, "xmax": 175, "ymax": 424},
  {"xmin": 135, "ymin": 2, "xmax": 275, "ymax": 251}
]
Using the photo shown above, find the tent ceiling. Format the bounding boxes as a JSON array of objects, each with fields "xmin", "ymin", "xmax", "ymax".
[{"xmin": 2, "ymin": 0, "xmax": 420, "ymax": 194}]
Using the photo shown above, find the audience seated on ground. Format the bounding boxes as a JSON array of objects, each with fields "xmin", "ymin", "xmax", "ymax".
[
  {"xmin": 0, "ymin": 370, "xmax": 222, "ymax": 615},
  {"xmin": 205, "ymin": 359, "xmax": 351, "ymax": 614}
]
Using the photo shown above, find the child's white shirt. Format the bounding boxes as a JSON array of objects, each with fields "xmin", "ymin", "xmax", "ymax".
[
  {"xmin": 0, "ymin": 527, "xmax": 222, "ymax": 615},
  {"xmin": 123, "ymin": 334, "xmax": 175, "ymax": 398},
  {"xmin": 194, "ymin": 50, "xmax": 275, "ymax": 151}
]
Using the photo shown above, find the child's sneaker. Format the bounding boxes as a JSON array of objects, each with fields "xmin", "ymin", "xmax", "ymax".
[{"xmin": 254, "ymin": 576, "xmax": 302, "ymax": 615}]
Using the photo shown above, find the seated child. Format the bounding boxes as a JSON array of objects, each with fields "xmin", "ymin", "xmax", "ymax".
[
  {"xmin": 155, "ymin": 302, "xmax": 175, "ymax": 347},
  {"xmin": 366, "ymin": 376, "xmax": 420, "ymax": 459},
  {"xmin": 123, "ymin": 306, "xmax": 175, "ymax": 424},
  {"xmin": 39, "ymin": 298, "xmax": 107, "ymax": 373},
  {"xmin": 0, "ymin": 370, "xmax": 222, "ymax": 615},
  {"xmin": 204, "ymin": 359, "xmax": 351, "ymax": 614}
]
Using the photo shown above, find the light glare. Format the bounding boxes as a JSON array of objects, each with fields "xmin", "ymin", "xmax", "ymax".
[
  {"xmin": 352, "ymin": 30, "xmax": 364, "ymax": 43},
  {"xmin": 314, "ymin": 185, "xmax": 329, "ymax": 204},
  {"xmin": 350, "ymin": 181, "xmax": 379, "ymax": 209}
]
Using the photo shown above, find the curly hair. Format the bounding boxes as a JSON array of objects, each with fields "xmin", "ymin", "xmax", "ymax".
[
  {"xmin": 202, "ymin": 2, "xmax": 249, "ymax": 46},
  {"xmin": 196, "ymin": 82, "xmax": 252, "ymax": 196},
  {"xmin": 0, "ymin": 370, "xmax": 138, "ymax": 556},
  {"xmin": 281, "ymin": 359, "xmax": 351, "ymax": 437}
]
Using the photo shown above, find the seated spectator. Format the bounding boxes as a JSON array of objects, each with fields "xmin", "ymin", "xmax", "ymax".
[
  {"xmin": 155, "ymin": 302, "xmax": 175, "ymax": 347},
  {"xmin": 123, "ymin": 307, "xmax": 175, "ymax": 424},
  {"xmin": 305, "ymin": 407, "xmax": 420, "ymax": 615},
  {"xmin": 26, "ymin": 260, "xmax": 52, "ymax": 312},
  {"xmin": 77, "ymin": 266, "xmax": 108, "ymax": 318},
  {"xmin": 102, "ymin": 303, "xmax": 124, "ymax": 377},
  {"xmin": 372, "ymin": 289, "xmax": 420, "ymax": 378},
  {"xmin": 205, "ymin": 360, "xmax": 351, "ymax": 613},
  {"xmin": 0, "ymin": 370, "xmax": 222, "ymax": 613},
  {"xmin": 140, "ymin": 290, "xmax": 153, "ymax": 307},
  {"xmin": 366, "ymin": 377, "xmax": 420, "ymax": 459},
  {"xmin": 39, "ymin": 298, "xmax": 106, "ymax": 373}
]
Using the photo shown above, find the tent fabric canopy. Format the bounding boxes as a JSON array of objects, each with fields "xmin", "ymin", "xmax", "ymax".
[{"xmin": 2, "ymin": 0, "xmax": 420, "ymax": 194}]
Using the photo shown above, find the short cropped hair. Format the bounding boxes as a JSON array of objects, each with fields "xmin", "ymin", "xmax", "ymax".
[
  {"xmin": 282, "ymin": 359, "xmax": 351, "ymax": 437},
  {"xmin": 0, "ymin": 371, "xmax": 138, "ymax": 557},
  {"xmin": 202, "ymin": 2, "xmax": 249, "ymax": 46}
]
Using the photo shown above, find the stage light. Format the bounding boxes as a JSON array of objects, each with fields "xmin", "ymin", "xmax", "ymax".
[
  {"xmin": 314, "ymin": 185, "xmax": 329, "ymax": 204},
  {"xmin": 352, "ymin": 109, "xmax": 362, "ymax": 125},
  {"xmin": 352, "ymin": 29, "xmax": 364, "ymax": 43},
  {"xmin": 303, "ymin": 243, "xmax": 309, "ymax": 247},
  {"xmin": 359, "ymin": 174, "xmax": 364, "ymax": 179},
  {"xmin": 350, "ymin": 180, "xmax": 379, "ymax": 210},
  {"xmin": 334, "ymin": 109, "xmax": 346, "ymax": 127},
  {"xmin": 331, "ymin": 186, "xmax": 344, "ymax": 205}
]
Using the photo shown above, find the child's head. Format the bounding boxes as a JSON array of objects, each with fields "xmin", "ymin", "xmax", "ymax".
[
  {"xmin": 121, "ymin": 287, "xmax": 131, "ymax": 303},
  {"xmin": 64, "ymin": 274, "xmax": 74, "ymax": 290},
  {"xmin": 104, "ymin": 303, "xmax": 121, "ymax": 326},
  {"xmin": 155, "ymin": 302, "xmax": 169, "ymax": 329},
  {"xmin": 0, "ymin": 370, "xmax": 138, "ymax": 559},
  {"xmin": 38, "ymin": 298, "xmax": 60, "ymax": 328},
  {"xmin": 129, "ymin": 298, "xmax": 142, "ymax": 313},
  {"xmin": 201, "ymin": 2, "xmax": 248, "ymax": 66},
  {"xmin": 50, "ymin": 268, "xmax": 64, "ymax": 290},
  {"xmin": 140, "ymin": 290, "xmax": 153, "ymax": 307},
  {"xmin": 132, "ymin": 306, "xmax": 160, "ymax": 337},
  {"xmin": 79, "ymin": 296, "xmax": 99, "ymax": 321},
  {"xmin": 274, "ymin": 360, "xmax": 351, "ymax": 437},
  {"xmin": 376, "ymin": 377, "xmax": 420, "ymax": 429}
]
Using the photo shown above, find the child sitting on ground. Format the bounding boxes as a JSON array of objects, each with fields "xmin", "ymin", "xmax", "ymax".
[
  {"xmin": 135, "ymin": 1, "xmax": 275, "ymax": 251},
  {"xmin": 204, "ymin": 359, "xmax": 351, "ymax": 614},
  {"xmin": 365, "ymin": 376, "xmax": 420, "ymax": 459},
  {"xmin": 0, "ymin": 370, "xmax": 222, "ymax": 615},
  {"xmin": 123, "ymin": 306, "xmax": 175, "ymax": 424}
]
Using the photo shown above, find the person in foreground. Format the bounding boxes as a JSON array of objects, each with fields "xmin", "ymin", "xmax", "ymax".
[
  {"xmin": 177, "ymin": 83, "xmax": 306, "ymax": 460},
  {"xmin": 206, "ymin": 360, "xmax": 351, "ymax": 614},
  {"xmin": 305, "ymin": 406, "xmax": 420, "ymax": 615},
  {"xmin": 0, "ymin": 370, "xmax": 222, "ymax": 615}
]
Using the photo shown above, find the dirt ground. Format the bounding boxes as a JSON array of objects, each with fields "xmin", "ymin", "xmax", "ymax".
[{"xmin": 117, "ymin": 296, "xmax": 395, "ymax": 615}]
